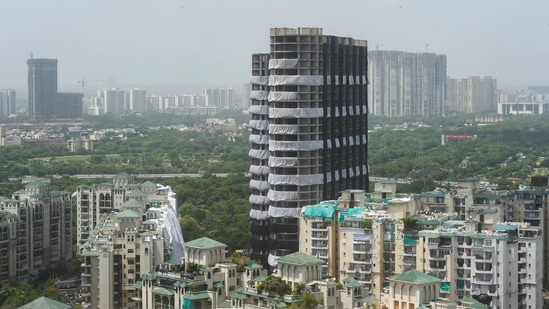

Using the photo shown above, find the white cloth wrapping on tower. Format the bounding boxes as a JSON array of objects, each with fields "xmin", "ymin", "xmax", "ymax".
[
  {"xmin": 268, "ymin": 174, "xmax": 324, "ymax": 186},
  {"xmin": 155, "ymin": 185, "xmax": 185, "ymax": 262},
  {"xmin": 268, "ymin": 59, "xmax": 298, "ymax": 69},
  {"xmin": 268, "ymin": 75, "xmax": 324, "ymax": 86},
  {"xmin": 269, "ymin": 107, "xmax": 323, "ymax": 118}
]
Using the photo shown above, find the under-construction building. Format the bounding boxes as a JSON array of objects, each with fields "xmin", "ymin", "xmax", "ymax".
[
  {"xmin": 248, "ymin": 27, "xmax": 369, "ymax": 268},
  {"xmin": 27, "ymin": 58, "xmax": 58, "ymax": 120}
]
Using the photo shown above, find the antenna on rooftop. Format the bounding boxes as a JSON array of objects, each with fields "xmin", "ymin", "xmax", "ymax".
[{"xmin": 29, "ymin": 52, "xmax": 33, "ymax": 59}]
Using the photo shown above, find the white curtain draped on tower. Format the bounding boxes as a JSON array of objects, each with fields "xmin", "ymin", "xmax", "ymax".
[{"xmin": 268, "ymin": 59, "xmax": 298, "ymax": 69}]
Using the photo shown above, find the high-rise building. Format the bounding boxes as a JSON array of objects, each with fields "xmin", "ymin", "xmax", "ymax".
[
  {"xmin": 0, "ymin": 89, "xmax": 16, "ymax": 118},
  {"xmin": 126, "ymin": 88, "xmax": 147, "ymax": 113},
  {"xmin": 57, "ymin": 92, "xmax": 84, "ymax": 119},
  {"xmin": 202, "ymin": 88, "xmax": 236, "ymax": 109},
  {"xmin": 446, "ymin": 76, "xmax": 498, "ymax": 115},
  {"xmin": 248, "ymin": 27, "xmax": 369, "ymax": 268},
  {"xmin": 368, "ymin": 50, "xmax": 447, "ymax": 117},
  {"xmin": 75, "ymin": 172, "xmax": 185, "ymax": 261},
  {"xmin": 98, "ymin": 88, "xmax": 126, "ymax": 115},
  {"xmin": 0, "ymin": 181, "xmax": 72, "ymax": 282},
  {"xmin": 27, "ymin": 58, "xmax": 58, "ymax": 120},
  {"xmin": 80, "ymin": 200, "xmax": 171, "ymax": 309}
]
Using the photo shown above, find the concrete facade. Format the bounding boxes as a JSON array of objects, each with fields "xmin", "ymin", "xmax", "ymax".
[{"xmin": 249, "ymin": 27, "xmax": 369, "ymax": 268}]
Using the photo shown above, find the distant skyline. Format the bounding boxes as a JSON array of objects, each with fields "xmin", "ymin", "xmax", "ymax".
[{"xmin": 1, "ymin": 0, "xmax": 548, "ymax": 97}]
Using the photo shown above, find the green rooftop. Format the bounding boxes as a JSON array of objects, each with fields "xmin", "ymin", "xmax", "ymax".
[
  {"xmin": 141, "ymin": 180, "xmax": 157, "ymax": 187},
  {"xmin": 276, "ymin": 251, "xmax": 324, "ymax": 266},
  {"xmin": 343, "ymin": 277, "xmax": 364, "ymax": 288},
  {"xmin": 152, "ymin": 287, "xmax": 174, "ymax": 296},
  {"xmin": 127, "ymin": 190, "xmax": 148, "ymax": 197},
  {"xmin": 185, "ymin": 237, "xmax": 227, "ymax": 249},
  {"xmin": 17, "ymin": 296, "xmax": 70, "ymax": 309},
  {"xmin": 114, "ymin": 172, "xmax": 132, "ymax": 179},
  {"xmin": 184, "ymin": 292, "xmax": 211, "ymax": 300},
  {"xmin": 387, "ymin": 269, "xmax": 440, "ymax": 284},
  {"xmin": 117, "ymin": 209, "xmax": 141, "ymax": 218},
  {"xmin": 122, "ymin": 199, "xmax": 145, "ymax": 208}
]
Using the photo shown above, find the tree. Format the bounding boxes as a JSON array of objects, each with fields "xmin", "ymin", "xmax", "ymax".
[
  {"xmin": 256, "ymin": 275, "xmax": 291, "ymax": 296},
  {"xmin": 299, "ymin": 293, "xmax": 319, "ymax": 309}
]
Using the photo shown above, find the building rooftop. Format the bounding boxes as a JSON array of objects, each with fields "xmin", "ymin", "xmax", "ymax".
[
  {"xmin": 387, "ymin": 269, "xmax": 441, "ymax": 284},
  {"xmin": 276, "ymin": 251, "xmax": 324, "ymax": 266},
  {"xmin": 185, "ymin": 237, "xmax": 227, "ymax": 249},
  {"xmin": 17, "ymin": 296, "xmax": 71, "ymax": 309},
  {"xmin": 117, "ymin": 209, "xmax": 141, "ymax": 218}
]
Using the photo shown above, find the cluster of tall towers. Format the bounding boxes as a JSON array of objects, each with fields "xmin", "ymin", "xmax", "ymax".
[{"xmin": 27, "ymin": 57, "xmax": 83, "ymax": 120}]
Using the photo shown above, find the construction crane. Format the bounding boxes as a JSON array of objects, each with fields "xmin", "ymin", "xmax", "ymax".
[
  {"xmin": 375, "ymin": 43, "xmax": 384, "ymax": 51},
  {"xmin": 78, "ymin": 78, "xmax": 103, "ymax": 94}
]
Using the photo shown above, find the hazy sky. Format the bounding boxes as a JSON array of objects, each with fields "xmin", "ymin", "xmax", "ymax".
[{"xmin": 1, "ymin": 0, "xmax": 548, "ymax": 96}]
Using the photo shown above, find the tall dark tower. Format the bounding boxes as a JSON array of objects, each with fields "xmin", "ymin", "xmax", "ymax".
[
  {"xmin": 248, "ymin": 28, "xmax": 369, "ymax": 268},
  {"xmin": 27, "ymin": 58, "xmax": 58, "ymax": 120}
]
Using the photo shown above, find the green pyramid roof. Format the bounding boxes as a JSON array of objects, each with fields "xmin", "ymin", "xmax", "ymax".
[
  {"xmin": 117, "ymin": 209, "xmax": 141, "ymax": 218},
  {"xmin": 17, "ymin": 296, "xmax": 70, "ymax": 309},
  {"xmin": 152, "ymin": 287, "xmax": 174, "ymax": 296},
  {"xmin": 387, "ymin": 269, "xmax": 440, "ymax": 284},
  {"xmin": 127, "ymin": 190, "xmax": 148, "ymax": 197},
  {"xmin": 114, "ymin": 172, "xmax": 132, "ymax": 179},
  {"xmin": 122, "ymin": 199, "xmax": 145, "ymax": 207},
  {"xmin": 343, "ymin": 277, "xmax": 364, "ymax": 288},
  {"xmin": 461, "ymin": 297, "xmax": 488, "ymax": 308},
  {"xmin": 141, "ymin": 180, "xmax": 157, "ymax": 187},
  {"xmin": 276, "ymin": 252, "xmax": 324, "ymax": 266},
  {"xmin": 185, "ymin": 237, "xmax": 227, "ymax": 249}
]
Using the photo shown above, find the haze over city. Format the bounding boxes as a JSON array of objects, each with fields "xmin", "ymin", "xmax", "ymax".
[{"xmin": 1, "ymin": 0, "xmax": 548, "ymax": 96}]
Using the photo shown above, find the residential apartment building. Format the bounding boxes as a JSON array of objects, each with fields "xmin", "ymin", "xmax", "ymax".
[
  {"xmin": 446, "ymin": 76, "xmax": 498, "ymax": 115},
  {"xmin": 75, "ymin": 172, "xmax": 185, "ymax": 261},
  {"xmin": 127, "ymin": 88, "xmax": 147, "ymax": 114},
  {"xmin": 98, "ymin": 88, "xmax": 126, "ymax": 115},
  {"xmin": 202, "ymin": 88, "xmax": 236, "ymax": 109},
  {"xmin": 248, "ymin": 27, "xmax": 369, "ymax": 268},
  {"xmin": 0, "ymin": 181, "xmax": 72, "ymax": 283},
  {"xmin": 368, "ymin": 50, "xmax": 447, "ymax": 117},
  {"xmin": 298, "ymin": 178, "xmax": 545, "ymax": 308},
  {"xmin": 0, "ymin": 89, "xmax": 16, "ymax": 118},
  {"xmin": 80, "ymin": 200, "xmax": 172, "ymax": 309}
]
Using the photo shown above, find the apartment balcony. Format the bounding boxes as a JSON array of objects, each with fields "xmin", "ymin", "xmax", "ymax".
[
  {"xmin": 353, "ymin": 244, "xmax": 371, "ymax": 253},
  {"xmin": 312, "ymin": 250, "xmax": 328, "ymax": 259},
  {"xmin": 427, "ymin": 242, "xmax": 439, "ymax": 249},
  {"xmin": 353, "ymin": 253, "xmax": 371, "ymax": 262},
  {"xmin": 472, "ymin": 275, "xmax": 493, "ymax": 284},
  {"xmin": 311, "ymin": 231, "xmax": 328, "ymax": 240},
  {"xmin": 311, "ymin": 241, "xmax": 328, "ymax": 249},
  {"xmin": 474, "ymin": 267, "xmax": 493, "ymax": 274},
  {"xmin": 524, "ymin": 210, "xmax": 540, "ymax": 219},
  {"xmin": 429, "ymin": 254, "xmax": 447, "ymax": 261},
  {"xmin": 81, "ymin": 278, "xmax": 92, "ymax": 287},
  {"xmin": 404, "ymin": 248, "xmax": 416, "ymax": 255}
]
